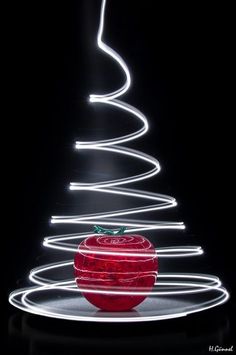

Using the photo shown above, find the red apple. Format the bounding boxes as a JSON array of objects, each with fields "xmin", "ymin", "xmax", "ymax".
[{"xmin": 74, "ymin": 231, "xmax": 158, "ymax": 311}]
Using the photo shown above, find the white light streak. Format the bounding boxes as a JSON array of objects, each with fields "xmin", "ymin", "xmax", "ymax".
[
  {"xmin": 9, "ymin": 273, "xmax": 229, "ymax": 322},
  {"xmin": 9, "ymin": 0, "xmax": 229, "ymax": 321}
]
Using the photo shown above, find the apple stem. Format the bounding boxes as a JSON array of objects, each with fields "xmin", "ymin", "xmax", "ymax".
[{"xmin": 93, "ymin": 225, "xmax": 127, "ymax": 235}]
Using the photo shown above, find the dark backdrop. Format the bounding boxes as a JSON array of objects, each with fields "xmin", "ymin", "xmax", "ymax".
[{"xmin": 4, "ymin": 0, "xmax": 235, "ymax": 354}]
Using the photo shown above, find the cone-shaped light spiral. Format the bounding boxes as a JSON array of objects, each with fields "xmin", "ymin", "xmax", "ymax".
[{"xmin": 9, "ymin": 0, "xmax": 229, "ymax": 322}]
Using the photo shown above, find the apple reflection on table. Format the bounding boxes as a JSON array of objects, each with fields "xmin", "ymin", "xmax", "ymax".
[{"xmin": 8, "ymin": 308, "xmax": 232, "ymax": 355}]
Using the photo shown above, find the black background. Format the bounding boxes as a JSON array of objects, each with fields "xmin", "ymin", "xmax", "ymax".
[{"xmin": 4, "ymin": 0, "xmax": 235, "ymax": 354}]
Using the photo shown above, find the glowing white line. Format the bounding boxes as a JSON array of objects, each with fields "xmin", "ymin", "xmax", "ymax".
[
  {"xmin": 76, "ymin": 101, "xmax": 148, "ymax": 147},
  {"xmin": 89, "ymin": 0, "xmax": 131, "ymax": 101},
  {"xmin": 9, "ymin": 275, "xmax": 229, "ymax": 322},
  {"xmin": 42, "ymin": 238, "xmax": 203, "ymax": 256},
  {"xmin": 28, "ymin": 261, "xmax": 219, "ymax": 290},
  {"xmin": 9, "ymin": 0, "xmax": 229, "ymax": 322},
  {"xmin": 49, "ymin": 0, "xmax": 183, "ymax": 233}
]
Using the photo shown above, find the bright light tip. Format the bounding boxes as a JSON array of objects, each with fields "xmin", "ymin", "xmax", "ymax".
[{"xmin": 89, "ymin": 95, "xmax": 95, "ymax": 103}]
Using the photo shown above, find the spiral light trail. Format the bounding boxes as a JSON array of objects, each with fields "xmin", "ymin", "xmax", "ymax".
[{"xmin": 9, "ymin": 0, "xmax": 229, "ymax": 322}]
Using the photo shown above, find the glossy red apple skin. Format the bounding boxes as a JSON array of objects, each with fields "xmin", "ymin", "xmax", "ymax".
[{"xmin": 74, "ymin": 234, "xmax": 158, "ymax": 311}]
